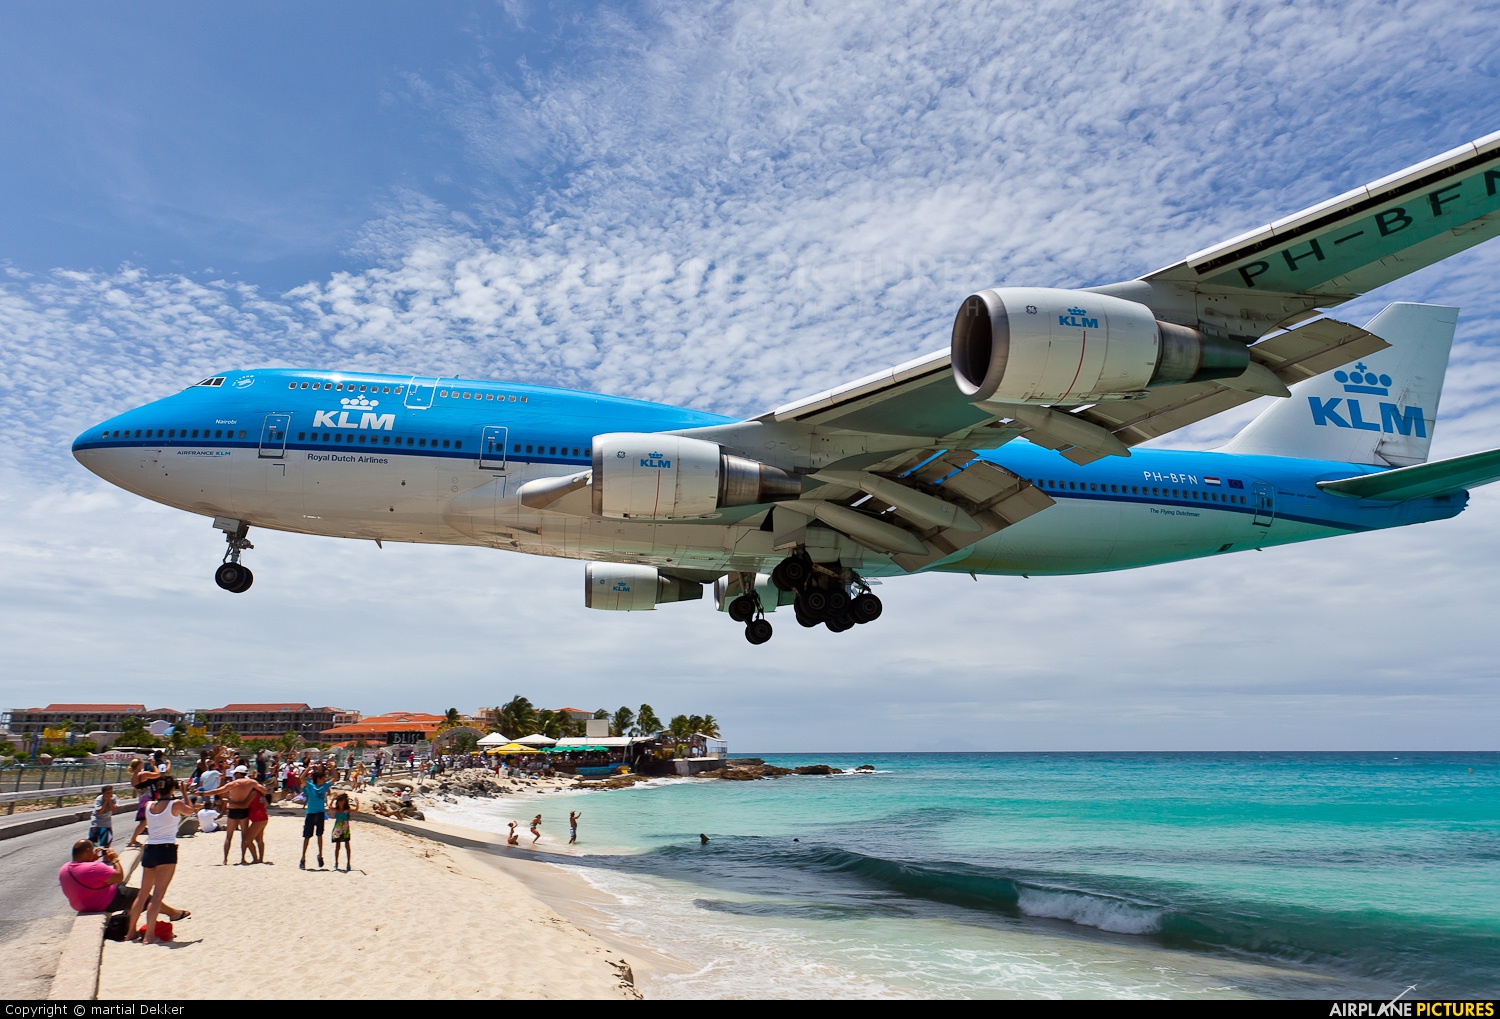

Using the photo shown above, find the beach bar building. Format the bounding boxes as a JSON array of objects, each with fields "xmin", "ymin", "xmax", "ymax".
[{"xmin": 321, "ymin": 711, "xmax": 444, "ymax": 746}]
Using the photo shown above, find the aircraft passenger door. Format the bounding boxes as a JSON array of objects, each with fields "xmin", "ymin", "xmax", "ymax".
[
  {"xmin": 480, "ymin": 426, "xmax": 508, "ymax": 470},
  {"xmin": 1252, "ymin": 482, "xmax": 1275, "ymax": 527},
  {"xmin": 404, "ymin": 377, "xmax": 438, "ymax": 409},
  {"xmin": 258, "ymin": 414, "xmax": 291, "ymax": 459}
]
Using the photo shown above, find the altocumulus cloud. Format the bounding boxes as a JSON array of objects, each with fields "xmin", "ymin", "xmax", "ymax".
[{"xmin": 1, "ymin": 0, "xmax": 1498, "ymax": 749}]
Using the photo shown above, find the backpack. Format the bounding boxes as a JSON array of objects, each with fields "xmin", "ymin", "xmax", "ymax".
[{"xmin": 103, "ymin": 913, "xmax": 129, "ymax": 942}]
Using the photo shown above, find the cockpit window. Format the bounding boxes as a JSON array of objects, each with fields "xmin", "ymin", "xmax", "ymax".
[{"xmin": 196, "ymin": 377, "xmax": 226, "ymax": 387}]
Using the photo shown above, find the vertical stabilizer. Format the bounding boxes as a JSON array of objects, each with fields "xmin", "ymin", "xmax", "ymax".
[{"xmin": 1220, "ymin": 303, "xmax": 1455, "ymax": 465}]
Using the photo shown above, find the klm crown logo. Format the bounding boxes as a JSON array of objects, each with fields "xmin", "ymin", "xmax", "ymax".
[
  {"xmin": 640, "ymin": 450, "xmax": 672, "ymax": 469},
  {"xmin": 1059, "ymin": 306, "xmax": 1099, "ymax": 329},
  {"xmin": 339, "ymin": 396, "xmax": 380, "ymax": 410},
  {"xmin": 1308, "ymin": 362, "xmax": 1424, "ymax": 438},
  {"xmin": 1333, "ymin": 363, "xmax": 1390, "ymax": 396}
]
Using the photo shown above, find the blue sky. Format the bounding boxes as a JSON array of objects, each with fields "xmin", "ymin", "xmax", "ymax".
[{"xmin": 2, "ymin": 1, "xmax": 1499, "ymax": 750}]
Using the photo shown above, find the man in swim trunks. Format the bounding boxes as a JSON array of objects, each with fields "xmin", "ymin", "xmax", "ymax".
[{"xmin": 213, "ymin": 766, "xmax": 266, "ymax": 865}]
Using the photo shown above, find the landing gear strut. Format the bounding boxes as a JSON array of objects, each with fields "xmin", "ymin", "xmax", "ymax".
[
  {"xmin": 214, "ymin": 519, "xmax": 255, "ymax": 593},
  {"xmin": 773, "ymin": 552, "xmax": 882, "ymax": 634}
]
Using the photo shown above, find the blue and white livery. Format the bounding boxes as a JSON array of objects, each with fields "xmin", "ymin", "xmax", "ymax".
[{"xmin": 74, "ymin": 133, "xmax": 1500, "ymax": 643}]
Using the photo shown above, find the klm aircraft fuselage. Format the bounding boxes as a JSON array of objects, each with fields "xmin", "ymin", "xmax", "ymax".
[{"xmin": 71, "ymin": 368, "xmax": 1462, "ymax": 581}]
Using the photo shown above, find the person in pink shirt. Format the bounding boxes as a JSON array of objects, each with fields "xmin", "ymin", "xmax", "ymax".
[{"xmin": 57, "ymin": 839, "xmax": 187, "ymax": 919}]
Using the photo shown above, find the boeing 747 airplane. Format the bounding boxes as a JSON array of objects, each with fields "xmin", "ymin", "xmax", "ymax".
[{"xmin": 75, "ymin": 132, "xmax": 1500, "ymax": 643}]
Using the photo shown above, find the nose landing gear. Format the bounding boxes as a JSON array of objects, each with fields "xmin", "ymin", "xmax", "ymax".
[
  {"xmin": 213, "ymin": 519, "xmax": 255, "ymax": 593},
  {"xmin": 772, "ymin": 553, "xmax": 882, "ymax": 634}
]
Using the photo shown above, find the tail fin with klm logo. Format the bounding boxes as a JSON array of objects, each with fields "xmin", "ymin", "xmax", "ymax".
[{"xmin": 1220, "ymin": 303, "xmax": 1456, "ymax": 466}]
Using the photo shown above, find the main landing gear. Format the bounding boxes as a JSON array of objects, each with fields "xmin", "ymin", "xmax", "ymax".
[
  {"xmin": 770, "ymin": 553, "xmax": 882, "ymax": 635},
  {"xmin": 213, "ymin": 519, "xmax": 255, "ymax": 593}
]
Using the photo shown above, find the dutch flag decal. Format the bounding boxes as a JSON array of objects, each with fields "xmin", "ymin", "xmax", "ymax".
[{"xmin": 1204, "ymin": 476, "xmax": 1221, "ymax": 486}]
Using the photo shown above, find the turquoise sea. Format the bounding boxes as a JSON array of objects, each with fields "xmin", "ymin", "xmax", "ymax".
[{"xmin": 428, "ymin": 753, "xmax": 1500, "ymax": 999}]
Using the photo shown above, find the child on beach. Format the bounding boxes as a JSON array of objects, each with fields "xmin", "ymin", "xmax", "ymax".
[
  {"xmin": 330, "ymin": 792, "xmax": 357, "ymax": 872},
  {"xmin": 88, "ymin": 786, "xmax": 115, "ymax": 847}
]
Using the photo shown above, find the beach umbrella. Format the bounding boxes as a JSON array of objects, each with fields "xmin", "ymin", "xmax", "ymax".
[
  {"xmin": 486, "ymin": 743, "xmax": 537, "ymax": 754},
  {"xmin": 513, "ymin": 733, "xmax": 556, "ymax": 747}
]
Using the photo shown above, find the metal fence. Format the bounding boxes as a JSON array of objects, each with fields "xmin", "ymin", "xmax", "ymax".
[{"xmin": 0, "ymin": 762, "xmax": 135, "ymax": 813}]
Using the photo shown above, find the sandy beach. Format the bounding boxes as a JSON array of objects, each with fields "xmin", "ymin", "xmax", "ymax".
[{"xmin": 98, "ymin": 812, "xmax": 642, "ymax": 999}]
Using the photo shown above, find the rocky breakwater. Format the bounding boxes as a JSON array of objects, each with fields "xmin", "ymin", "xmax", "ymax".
[{"xmin": 717, "ymin": 760, "xmax": 876, "ymax": 780}]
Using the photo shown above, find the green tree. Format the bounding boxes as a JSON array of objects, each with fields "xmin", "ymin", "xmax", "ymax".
[
  {"xmin": 634, "ymin": 704, "xmax": 662, "ymax": 736},
  {"xmin": 536, "ymin": 710, "xmax": 567, "ymax": 740},
  {"xmin": 216, "ymin": 724, "xmax": 242, "ymax": 748},
  {"xmin": 277, "ymin": 730, "xmax": 304, "ymax": 754},
  {"xmin": 668, "ymin": 714, "xmax": 693, "ymax": 740},
  {"xmin": 494, "ymin": 696, "xmax": 537, "ymax": 738},
  {"xmin": 698, "ymin": 714, "xmax": 721, "ymax": 738},
  {"xmin": 117, "ymin": 715, "xmax": 156, "ymax": 748},
  {"xmin": 443, "ymin": 708, "xmax": 462, "ymax": 727},
  {"xmin": 610, "ymin": 706, "xmax": 636, "ymax": 738}
]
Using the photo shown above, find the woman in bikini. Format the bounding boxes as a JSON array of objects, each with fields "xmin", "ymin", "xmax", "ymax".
[
  {"xmin": 506, "ymin": 821, "xmax": 519, "ymax": 846},
  {"xmin": 530, "ymin": 814, "xmax": 543, "ymax": 845},
  {"xmin": 246, "ymin": 781, "xmax": 270, "ymax": 864}
]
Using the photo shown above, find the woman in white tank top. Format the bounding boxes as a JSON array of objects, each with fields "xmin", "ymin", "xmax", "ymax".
[{"xmin": 126, "ymin": 776, "xmax": 194, "ymax": 943}]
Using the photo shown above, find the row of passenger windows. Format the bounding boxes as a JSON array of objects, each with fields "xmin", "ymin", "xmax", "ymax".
[
  {"xmin": 441, "ymin": 389, "xmax": 526, "ymax": 402},
  {"xmin": 283, "ymin": 380, "xmax": 530, "ymax": 404},
  {"xmin": 296, "ymin": 432, "xmax": 463, "ymax": 449},
  {"xmin": 290, "ymin": 381, "xmax": 402, "ymax": 393},
  {"xmin": 101, "ymin": 428, "xmax": 247, "ymax": 439},
  {"xmin": 1036, "ymin": 478, "xmax": 1247, "ymax": 504}
]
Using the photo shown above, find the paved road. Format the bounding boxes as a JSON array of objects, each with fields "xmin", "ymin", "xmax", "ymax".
[{"xmin": 0, "ymin": 813, "xmax": 114, "ymax": 997}]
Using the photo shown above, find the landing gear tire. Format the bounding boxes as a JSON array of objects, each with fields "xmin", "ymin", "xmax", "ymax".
[
  {"xmin": 852, "ymin": 592, "xmax": 882, "ymax": 623},
  {"xmin": 794, "ymin": 602, "xmax": 821, "ymax": 628},
  {"xmin": 772, "ymin": 555, "xmax": 810, "ymax": 591},
  {"xmin": 826, "ymin": 589, "xmax": 849, "ymax": 614},
  {"xmin": 744, "ymin": 618, "xmax": 773, "ymax": 644},
  {"xmin": 215, "ymin": 562, "xmax": 251, "ymax": 593},
  {"xmin": 825, "ymin": 614, "xmax": 855, "ymax": 633},
  {"xmin": 728, "ymin": 595, "xmax": 757, "ymax": 623},
  {"xmin": 802, "ymin": 588, "xmax": 829, "ymax": 614}
]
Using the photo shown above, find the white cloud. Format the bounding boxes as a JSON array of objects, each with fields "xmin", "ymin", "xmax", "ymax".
[{"xmin": 2, "ymin": 0, "xmax": 1498, "ymax": 747}]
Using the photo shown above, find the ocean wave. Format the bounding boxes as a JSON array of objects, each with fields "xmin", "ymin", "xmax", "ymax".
[{"xmin": 1016, "ymin": 887, "xmax": 1162, "ymax": 935}]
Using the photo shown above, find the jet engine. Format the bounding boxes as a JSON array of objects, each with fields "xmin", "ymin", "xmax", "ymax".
[
  {"xmin": 591, "ymin": 433, "xmax": 801, "ymax": 520},
  {"xmin": 584, "ymin": 563, "xmax": 704, "ymax": 611},
  {"xmin": 950, "ymin": 287, "xmax": 1249, "ymax": 406}
]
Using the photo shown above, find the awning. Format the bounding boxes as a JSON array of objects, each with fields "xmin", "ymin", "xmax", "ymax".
[
  {"xmin": 476, "ymin": 732, "xmax": 513, "ymax": 747},
  {"xmin": 484, "ymin": 743, "xmax": 539, "ymax": 755},
  {"xmin": 513, "ymin": 733, "xmax": 556, "ymax": 747}
]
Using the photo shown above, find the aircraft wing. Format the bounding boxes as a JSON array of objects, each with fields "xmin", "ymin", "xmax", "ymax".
[{"xmin": 1112, "ymin": 130, "xmax": 1500, "ymax": 339}]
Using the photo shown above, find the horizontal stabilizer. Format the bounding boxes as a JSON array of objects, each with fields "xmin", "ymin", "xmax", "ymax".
[{"xmin": 1317, "ymin": 447, "xmax": 1500, "ymax": 501}]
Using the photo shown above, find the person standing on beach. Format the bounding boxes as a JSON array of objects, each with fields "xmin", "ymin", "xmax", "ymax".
[
  {"xmin": 530, "ymin": 814, "xmax": 542, "ymax": 845},
  {"xmin": 300, "ymin": 765, "xmax": 333, "ymax": 870},
  {"xmin": 330, "ymin": 792, "xmax": 357, "ymax": 872},
  {"xmin": 245, "ymin": 779, "xmax": 269, "ymax": 864},
  {"xmin": 568, "ymin": 811, "xmax": 581, "ymax": 844},
  {"xmin": 127, "ymin": 776, "xmax": 193, "ymax": 944}
]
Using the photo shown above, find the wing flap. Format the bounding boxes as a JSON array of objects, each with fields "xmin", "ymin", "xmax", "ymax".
[{"xmin": 1317, "ymin": 447, "xmax": 1500, "ymax": 501}]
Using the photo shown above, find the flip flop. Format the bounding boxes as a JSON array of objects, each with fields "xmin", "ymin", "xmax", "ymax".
[{"xmin": 174, "ymin": 910, "xmax": 192, "ymax": 921}]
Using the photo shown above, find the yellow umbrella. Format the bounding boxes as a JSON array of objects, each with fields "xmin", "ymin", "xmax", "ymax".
[{"xmin": 485, "ymin": 743, "xmax": 536, "ymax": 755}]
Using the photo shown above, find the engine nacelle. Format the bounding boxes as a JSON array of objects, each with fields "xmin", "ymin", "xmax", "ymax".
[
  {"xmin": 584, "ymin": 564, "xmax": 703, "ymax": 611},
  {"xmin": 951, "ymin": 287, "xmax": 1248, "ymax": 405},
  {"xmin": 713, "ymin": 573, "xmax": 797, "ymax": 613},
  {"xmin": 591, "ymin": 433, "xmax": 801, "ymax": 520}
]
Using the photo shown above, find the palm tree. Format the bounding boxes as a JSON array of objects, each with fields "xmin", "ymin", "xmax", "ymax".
[
  {"xmin": 444, "ymin": 708, "xmax": 462, "ymax": 727},
  {"xmin": 668, "ymin": 714, "xmax": 693, "ymax": 740},
  {"xmin": 634, "ymin": 704, "xmax": 662, "ymax": 736},
  {"xmin": 610, "ymin": 706, "xmax": 636, "ymax": 737},
  {"xmin": 536, "ymin": 710, "xmax": 565, "ymax": 740},
  {"xmin": 495, "ymin": 696, "xmax": 537, "ymax": 737},
  {"xmin": 698, "ymin": 715, "xmax": 721, "ymax": 738}
]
